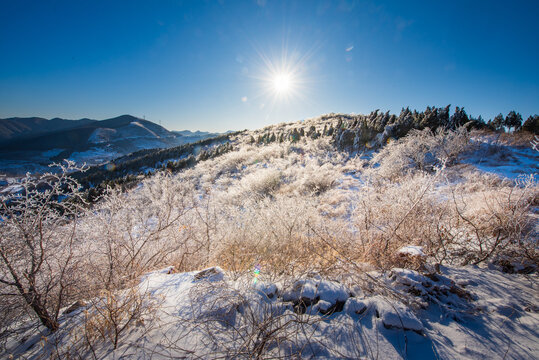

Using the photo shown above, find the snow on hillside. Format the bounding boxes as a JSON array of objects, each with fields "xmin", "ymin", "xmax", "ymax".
[
  {"xmin": 0, "ymin": 121, "xmax": 537, "ymax": 359},
  {"xmin": 462, "ymin": 139, "xmax": 538, "ymax": 179},
  {"xmin": 8, "ymin": 265, "xmax": 538, "ymax": 359},
  {"xmin": 68, "ymin": 147, "xmax": 120, "ymax": 165},
  {"xmin": 88, "ymin": 128, "xmax": 117, "ymax": 144}
]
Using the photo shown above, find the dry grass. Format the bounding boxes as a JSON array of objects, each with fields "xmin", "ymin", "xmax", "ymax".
[{"xmin": 82, "ymin": 287, "xmax": 155, "ymax": 351}]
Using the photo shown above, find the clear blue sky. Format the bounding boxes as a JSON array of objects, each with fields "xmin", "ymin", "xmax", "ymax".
[{"xmin": 1, "ymin": 0, "xmax": 538, "ymax": 132}]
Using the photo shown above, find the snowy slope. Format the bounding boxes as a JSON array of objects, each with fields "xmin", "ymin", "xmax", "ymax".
[
  {"xmin": 461, "ymin": 137, "xmax": 539, "ymax": 179},
  {"xmin": 7, "ymin": 265, "xmax": 537, "ymax": 359}
]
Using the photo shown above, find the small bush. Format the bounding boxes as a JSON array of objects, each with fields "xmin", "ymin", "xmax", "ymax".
[
  {"xmin": 240, "ymin": 168, "xmax": 282, "ymax": 199},
  {"xmin": 369, "ymin": 127, "xmax": 470, "ymax": 180}
]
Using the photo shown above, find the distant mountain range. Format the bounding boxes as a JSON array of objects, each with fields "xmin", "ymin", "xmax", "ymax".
[
  {"xmin": 0, "ymin": 115, "xmax": 221, "ymax": 175},
  {"xmin": 0, "ymin": 116, "xmax": 97, "ymax": 142},
  {"xmin": 173, "ymin": 130, "xmax": 223, "ymax": 138}
]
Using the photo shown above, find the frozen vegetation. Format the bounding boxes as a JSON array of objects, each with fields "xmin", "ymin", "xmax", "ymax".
[{"xmin": 0, "ymin": 112, "xmax": 538, "ymax": 359}]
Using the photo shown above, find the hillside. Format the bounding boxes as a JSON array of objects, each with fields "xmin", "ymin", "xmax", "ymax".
[
  {"xmin": 69, "ymin": 107, "xmax": 538, "ymax": 195},
  {"xmin": 0, "ymin": 109, "xmax": 537, "ymax": 359},
  {"xmin": 0, "ymin": 115, "xmax": 221, "ymax": 176},
  {"xmin": 0, "ymin": 117, "xmax": 97, "ymax": 142}
]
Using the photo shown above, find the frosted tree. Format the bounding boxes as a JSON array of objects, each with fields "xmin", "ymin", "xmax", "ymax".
[
  {"xmin": 0, "ymin": 162, "xmax": 87, "ymax": 331},
  {"xmin": 449, "ymin": 106, "xmax": 469, "ymax": 129}
]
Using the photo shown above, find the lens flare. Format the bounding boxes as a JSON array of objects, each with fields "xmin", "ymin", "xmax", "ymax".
[{"xmin": 253, "ymin": 264, "xmax": 261, "ymax": 284}]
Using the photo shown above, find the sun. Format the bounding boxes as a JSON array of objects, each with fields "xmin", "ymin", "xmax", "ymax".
[
  {"xmin": 273, "ymin": 73, "xmax": 292, "ymax": 94},
  {"xmin": 248, "ymin": 43, "xmax": 317, "ymax": 106}
]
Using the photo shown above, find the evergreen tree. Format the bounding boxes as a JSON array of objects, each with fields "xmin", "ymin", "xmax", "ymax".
[
  {"xmin": 439, "ymin": 105, "xmax": 451, "ymax": 128},
  {"xmin": 492, "ymin": 113, "xmax": 504, "ymax": 130},
  {"xmin": 421, "ymin": 106, "xmax": 439, "ymax": 129},
  {"xmin": 504, "ymin": 111, "xmax": 522, "ymax": 132},
  {"xmin": 290, "ymin": 128, "xmax": 299, "ymax": 142},
  {"xmin": 327, "ymin": 124, "xmax": 334, "ymax": 136},
  {"xmin": 522, "ymin": 115, "xmax": 539, "ymax": 134},
  {"xmin": 450, "ymin": 107, "xmax": 469, "ymax": 129},
  {"xmin": 306, "ymin": 125, "xmax": 316, "ymax": 137}
]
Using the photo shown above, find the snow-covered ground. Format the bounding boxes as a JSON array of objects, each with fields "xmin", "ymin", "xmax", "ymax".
[
  {"xmin": 68, "ymin": 147, "xmax": 120, "ymax": 165},
  {"xmin": 126, "ymin": 265, "xmax": 539, "ymax": 359},
  {"xmin": 7, "ymin": 264, "xmax": 537, "ymax": 359},
  {"xmin": 462, "ymin": 138, "xmax": 538, "ymax": 179}
]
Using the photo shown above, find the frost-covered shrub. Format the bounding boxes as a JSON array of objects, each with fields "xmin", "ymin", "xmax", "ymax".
[
  {"xmin": 216, "ymin": 147, "xmax": 252, "ymax": 175},
  {"xmin": 369, "ymin": 129, "xmax": 438, "ymax": 180},
  {"xmin": 532, "ymin": 135, "xmax": 539, "ymax": 151},
  {"xmin": 345, "ymin": 164, "xmax": 538, "ymax": 270},
  {"xmin": 294, "ymin": 161, "xmax": 339, "ymax": 195},
  {"xmin": 348, "ymin": 172, "xmax": 447, "ymax": 269},
  {"xmin": 448, "ymin": 174, "xmax": 538, "ymax": 266},
  {"xmin": 369, "ymin": 127, "xmax": 471, "ymax": 180},
  {"xmin": 210, "ymin": 196, "xmax": 345, "ymax": 279},
  {"xmin": 471, "ymin": 140, "xmax": 513, "ymax": 163},
  {"xmin": 240, "ymin": 168, "xmax": 282, "ymax": 198},
  {"xmin": 82, "ymin": 287, "xmax": 154, "ymax": 350},
  {"xmin": 0, "ymin": 162, "xmax": 89, "ymax": 332},
  {"xmin": 257, "ymin": 143, "xmax": 288, "ymax": 161},
  {"xmin": 81, "ymin": 173, "xmax": 195, "ymax": 289},
  {"xmin": 434, "ymin": 126, "xmax": 472, "ymax": 163},
  {"xmin": 184, "ymin": 125, "xmax": 536, "ymax": 273}
]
